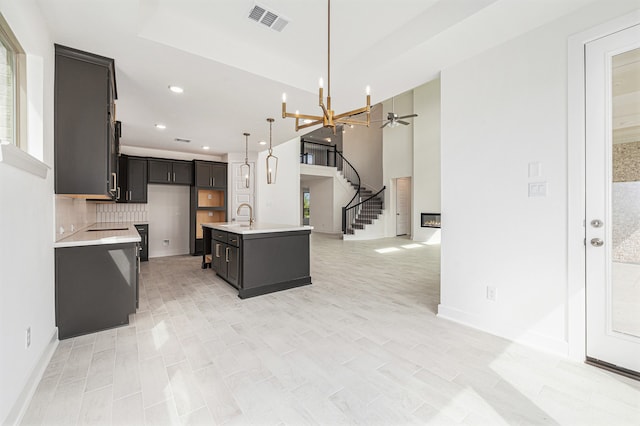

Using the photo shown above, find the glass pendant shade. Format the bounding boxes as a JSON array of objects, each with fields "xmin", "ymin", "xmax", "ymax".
[
  {"xmin": 241, "ymin": 132, "xmax": 250, "ymax": 188},
  {"xmin": 265, "ymin": 118, "xmax": 277, "ymax": 184}
]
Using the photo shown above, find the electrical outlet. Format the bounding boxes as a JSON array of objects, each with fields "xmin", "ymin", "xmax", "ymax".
[
  {"xmin": 486, "ymin": 286, "xmax": 497, "ymax": 302},
  {"xmin": 26, "ymin": 327, "xmax": 31, "ymax": 348},
  {"xmin": 59, "ymin": 226, "xmax": 65, "ymax": 235}
]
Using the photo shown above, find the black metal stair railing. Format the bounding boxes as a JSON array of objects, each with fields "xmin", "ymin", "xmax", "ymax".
[{"xmin": 342, "ymin": 186, "xmax": 386, "ymax": 235}]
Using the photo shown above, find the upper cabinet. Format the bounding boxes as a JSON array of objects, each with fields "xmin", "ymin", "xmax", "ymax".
[
  {"xmin": 195, "ymin": 160, "xmax": 226, "ymax": 188},
  {"xmin": 118, "ymin": 155, "xmax": 147, "ymax": 203},
  {"xmin": 54, "ymin": 44, "xmax": 117, "ymax": 199},
  {"xmin": 148, "ymin": 159, "xmax": 193, "ymax": 185}
]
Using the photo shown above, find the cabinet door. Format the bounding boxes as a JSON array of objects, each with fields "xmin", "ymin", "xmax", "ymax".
[
  {"xmin": 117, "ymin": 155, "xmax": 128, "ymax": 203},
  {"xmin": 212, "ymin": 164, "xmax": 227, "ymax": 188},
  {"xmin": 55, "ymin": 53, "xmax": 112, "ymax": 198},
  {"xmin": 128, "ymin": 158, "xmax": 148, "ymax": 202},
  {"xmin": 195, "ymin": 162, "xmax": 212, "ymax": 187},
  {"xmin": 226, "ymin": 245, "xmax": 240, "ymax": 287},
  {"xmin": 212, "ymin": 241, "xmax": 226, "ymax": 276},
  {"xmin": 148, "ymin": 160, "xmax": 171, "ymax": 183},
  {"xmin": 172, "ymin": 161, "xmax": 193, "ymax": 185}
]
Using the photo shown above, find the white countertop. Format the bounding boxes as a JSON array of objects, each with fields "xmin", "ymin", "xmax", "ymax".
[
  {"xmin": 54, "ymin": 222, "xmax": 142, "ymax": 248},
  {"xmin": 202, "ymin": 222, "xmax": 313, "ymax": 235}
]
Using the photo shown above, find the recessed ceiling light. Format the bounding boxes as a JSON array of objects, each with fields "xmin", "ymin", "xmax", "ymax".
[
  {"xmin": 168, "ymin": 85, "xmax": 184, "ymax": 94},
  {"xmin": 155, "ymin": 123, "xmax": 166, "ymax": 130},
  {"xmin": 259, "ymin": 140, "xmax": 267, "ymax": 145},
  {"xmin": 202, "ymin": 146, "xmax": 210, "ymax": 150}
]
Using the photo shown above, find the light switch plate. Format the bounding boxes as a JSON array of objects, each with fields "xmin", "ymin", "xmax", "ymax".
[
  {"xmin": 528, "ymin": 162, "xmax": 542, "ymax": 178},
  {"xmin": 528, "ymin": 182, "xmax": 547, "ymax": 197}
]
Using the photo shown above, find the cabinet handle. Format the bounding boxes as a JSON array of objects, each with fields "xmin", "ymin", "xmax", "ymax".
[
  {"xmin": 110, "ymin": 172, "xmax": 117, "ymax": 193},
  {"xmin": 117, "ymin": 187, "xmax": 121, "ymax": 200},
  {"xmin": 129, "ymin": 190, "xmax": 132, "ymax": 200},
  {"xmin": 215, "ymin": 243, "xmax": 220, "ymax": 258},
  {"xmin": 144, "ymin": 235, "xmax": 147, "ymax": 246},
  {"xmin": 212, "ymin": 177, "xmax": 215, "ymax": 187},
  {"xmin": 173, "ymin": 172, "xmax": 176, "ymax": 182},
  {"xmin": 167, "ymin": 172, "xmax": 171, "ymax": 182},
  {"xmin": 225, "ymin": 247, "xmax": 230, "ymax": 262}
]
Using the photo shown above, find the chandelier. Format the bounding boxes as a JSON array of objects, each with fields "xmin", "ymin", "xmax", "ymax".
[{"xmin": 281, "ymin": 0, "xmax": 371, "ymax": 133}]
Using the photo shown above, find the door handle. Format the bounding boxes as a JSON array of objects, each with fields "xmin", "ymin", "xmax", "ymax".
[{"xmin": 590, "ymin": 238, "xmax": 604, "ymax": 247}]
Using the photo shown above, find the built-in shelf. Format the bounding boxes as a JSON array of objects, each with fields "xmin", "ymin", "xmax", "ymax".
[{"xmin": 197, "ymin": 189, "xmax": 224, "ymax": 208}]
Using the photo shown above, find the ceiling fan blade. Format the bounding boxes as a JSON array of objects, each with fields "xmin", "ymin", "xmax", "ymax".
[
  {"xmin": 396, "ymin": 114, "xmax": 418, "ymax": 120},
  {"xmin": 397, "ymin": 120, "xmax": 410, "ymax": 125},
  {"xmin": 380, "ymin": 121, "xmax": 390, "ymax": 128}
]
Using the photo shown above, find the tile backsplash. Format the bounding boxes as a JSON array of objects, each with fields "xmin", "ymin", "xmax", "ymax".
[
  {"xmin": 55, "ymin": 196, "xmax": 97, "ymax": 241},
  {"xmin": 96, "ymin": 203, "xmax": 148, "ymax": 223}
]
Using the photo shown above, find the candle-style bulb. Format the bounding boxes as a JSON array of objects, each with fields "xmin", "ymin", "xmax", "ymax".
[
  {"xmin": 319, "ymin": 77, "xmax": 324, "ymax": 88},
  {"xmin": 366, "ymin": 85, "xmax": 371, "ymax": 95},
  {"xmin": 282, "ymin": 93, "xmax": 287, "ymax": 102}
]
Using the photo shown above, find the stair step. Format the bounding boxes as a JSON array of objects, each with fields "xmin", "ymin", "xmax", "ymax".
[{"xmin": 355, "ymin": 218, "xmax": 373, "ymax": 224}]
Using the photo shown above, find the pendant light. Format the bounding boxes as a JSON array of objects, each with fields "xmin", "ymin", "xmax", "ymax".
[
  {"xmin": 241, "ymin": 132, "xmax": 251, "ymax": 188},
  {"xmin": 266, "ymin": 118, "xmax": 277, "ymax": 184}
]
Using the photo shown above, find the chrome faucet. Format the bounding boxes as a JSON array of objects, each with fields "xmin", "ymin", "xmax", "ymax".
[{"xmin": 236, "ymin": 203, "xmax": 255, "ymax": 226}]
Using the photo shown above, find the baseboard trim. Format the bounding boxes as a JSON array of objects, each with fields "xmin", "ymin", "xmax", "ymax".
[
  {"xmin": 437, "ymin": 304, "xmax": 569, "ymax": 357},
  {"xmin": 4, "ymin": 328, "xmax": 58, "ymax": 426}
]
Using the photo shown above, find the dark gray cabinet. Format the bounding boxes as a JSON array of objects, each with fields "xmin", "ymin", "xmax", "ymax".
[
  {"xmin": 135, "ymin": 224, "xmax": 149, "ymax": 262},
  {"xmin": 118, "ymin": 155, "xmax": 147, "ymax": 203},
  {"xmin": 211, "ymin": 230, "xmax": 239, "ymax": 288},
  {"xmin": 54, "ymin": 44, "xmax": 117, "ymax": 199},
  {"xmin": 148, "ymin": 159, "xmax": 193, "ymax": 185},
  {"xmin": 195, "ymin": 161, "xmax": 226, "ymax": 188},
  {"xmin": 55, "ymin": 243, "xmax": 138, "ymax": 339}
]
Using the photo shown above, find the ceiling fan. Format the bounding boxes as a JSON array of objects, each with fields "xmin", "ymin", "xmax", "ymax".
[{"xmin": 376, "ymin": 97, "xmax": 418, "ymax": 128}]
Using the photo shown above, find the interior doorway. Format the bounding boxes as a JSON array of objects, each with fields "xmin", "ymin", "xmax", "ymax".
[
  {"xmin": 585, "ymin": 24, "xmax": 640, "ymax": 375},
  {"xmin": 396, "ymin": 177, "xmax": 411, "ymax": 236}
]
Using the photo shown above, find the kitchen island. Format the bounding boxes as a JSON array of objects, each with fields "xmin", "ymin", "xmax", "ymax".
[{"xmin": 202, "ymin": 222, "xmax": 312, "ymax": 299}]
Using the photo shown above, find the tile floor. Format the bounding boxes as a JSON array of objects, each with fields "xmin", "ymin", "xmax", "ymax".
[{"xmin": 21, "ymin": 234, "xmax": 640, "ymax": 425}]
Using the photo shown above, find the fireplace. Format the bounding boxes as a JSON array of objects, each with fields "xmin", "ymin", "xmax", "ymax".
[{"xmin": 421, "ymin": 213, "xmax": 441, "ymax": 228}]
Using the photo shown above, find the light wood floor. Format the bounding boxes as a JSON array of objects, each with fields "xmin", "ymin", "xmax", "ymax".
[{"xmin": 21, "ymin": 234, "xmax": 640, "ymax": 425}]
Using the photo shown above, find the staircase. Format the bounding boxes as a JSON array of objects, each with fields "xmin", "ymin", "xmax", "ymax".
[
  {"xmin": 299, "ymin": 140, "xmax": 385, "ymax": 238},
  {"xmin": 343, "ymin": 184, "xmax": 385, "ymax": 235}
]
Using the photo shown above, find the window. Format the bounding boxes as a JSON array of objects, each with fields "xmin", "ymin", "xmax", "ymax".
[{"xmin": 0, "ymin": 13, "xmax": 25, "ymax": 147}]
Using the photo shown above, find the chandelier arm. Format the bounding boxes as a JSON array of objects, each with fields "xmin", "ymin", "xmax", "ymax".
[
  {"xmin": 283, "ymin": 111, "xmax": 324, "ymax": 121},
  {"xmin": 333, "ymin": 106, "xmax": 370, "ymax": 121},
  {"xmin": 336, "ymin": 118, "xmax": 370, "ymax": 126},
  {"xmin": 296, "ymin": 119, "xmax": 324, "ymax": 131}
]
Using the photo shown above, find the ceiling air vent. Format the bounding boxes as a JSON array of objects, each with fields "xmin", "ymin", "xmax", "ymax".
[
  {"xmin": 248, "ymin": 3, "xmax": 290, "ymax": 32},
  {"xmin": 174, "ymin": 138, "xmax": 191, "ymax": 143}
]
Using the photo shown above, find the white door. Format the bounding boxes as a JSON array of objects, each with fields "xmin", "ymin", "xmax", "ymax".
[
  {"xmin": 585, "ymin": 24, "xmax": 640, "ymax": 373},
  {"xmin": 396, "ymin": 177, "xmax": 410, "ymax": 236},
  {"xmin": 231, "ymin": 162, "xmax": 255, "ymax": 222}
]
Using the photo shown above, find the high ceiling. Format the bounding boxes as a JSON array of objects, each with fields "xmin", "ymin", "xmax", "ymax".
[{"xmin": 35, "ymin": 0, "xmax": 599, "ymax": 156}]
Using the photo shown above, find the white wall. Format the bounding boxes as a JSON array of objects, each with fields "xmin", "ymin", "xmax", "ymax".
[
  {"xmin": 256, "ymin": 136, "xmax": 300, "ymax": 225},
  {"xmin": 438, "ymin": 0, "xmax": 640, "ymax": 355},
  {"xmin": 0, "ymin": 1, "xmax": 56, "ymax": 424},
  {"xmin": 413, "ymin": 78, "xmax": 441, "ymax": 242},
  {"xmin": 342, "ymin": 104, "xmax": 383, "ymax": 190},
  {"xmin": 301, "ymin": 164, "xmax": 355, "ymax": 234},
  {"xmin": 147, "ymin": 185, "xmax": 190, "ymax": 257},
  {"xmin": 382, "ymin": 91, "xmax": 414, "ymax": 237}
]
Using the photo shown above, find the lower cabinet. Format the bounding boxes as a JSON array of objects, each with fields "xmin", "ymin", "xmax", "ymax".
[
  {"xmin": 55, "ymin": 243, "xmax": 138, "ymax": 339},
  {"xmin": 135, "ymin": 224, "xmax": 149, "ymax": 261},
  {"xmin": 212, "ymin": 231, "xmax": 240, "ymax": 288}
]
